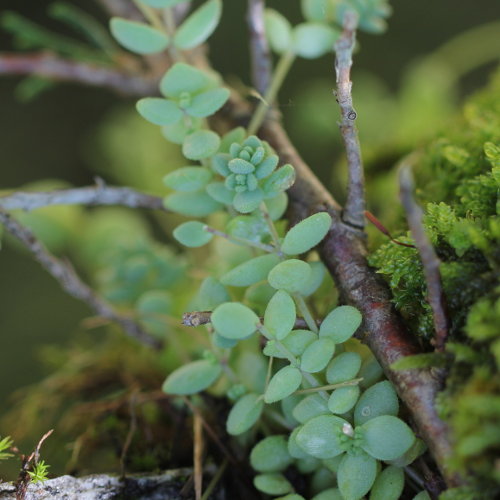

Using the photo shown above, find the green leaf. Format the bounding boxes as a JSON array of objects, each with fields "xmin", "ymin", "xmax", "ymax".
[
  {"xmin": 220, "ymin": 127, "xmax": 246, "ymax": 153},
  {"xmin": 254, "ymin": 473, "xmax": 293, "ymax": 496},
  {"xmin": 292, "ymin": 394, "xmax": 330, "ymax": 424},
  {"xmin": 360, "ymin": 415, "xmax": 415, "ymax": 461},
  {"xmin": 162, "ymin": 359, "xmax": 222, "ymax": 395},
  {"xmin": 292, "ymin": 23, "xmax": 338, "ymax": 59},
  {"xmin": 263, "ymin": 164, "xmax": 296, "ymax": 197},
  {"xmin": 359, "ymin": 355, "xmax": 384, "ymax": 389},
  {"xmin": 221, "ymin": 254, "xmax": 280, "ymax": 287},
  {"xmin": 213, "ymin": 331, "xmax": 238, "ymax": 348},
  {"xmin": 137, "ymin": 291, "xmax": 172, "ymax": 337},
  {"xmin": 319, "ymin": 305, "xmax": 362, "ymax": 343},
  {"xmin": 301, "ymin": 0, "xmax": 335, "ymax": 22},
  {"xmin": 326, "ymin": 352, "xmax": 362, "ymax": 385},
  {"xmin": 311, "ymin": 488, "xmax": 343, "ymax": 500},
  {"xmin": 226, "ymin": 393, "xmax": 264, "ymax": 435},
  {"xmin": 298, "ymin": 261, "xmax": 326, "ymax": 297},
  {"xmin": 264, "ymin": 290, "xmax": 296, "ymax": 340},
  {"xmin": 282, "ymin": 212, "xmax": 332, "ymax": 255},
  {"xmin": 369, "ymin": 465, "xmax": 405, "ymax": 500},
  {"xmin": 264, "ymin": 9, "xmax": 292, "ymax": 54},
  {"xmin": 109, "ymin": 18, "xmax": 169, "ymax": 54},
  {"xmin": 163, "ymin": 191, "xmax": 221, "ymax": 216},
  {"xmin": 195, "ymin": 277, "xmax": 229, "ymax": 310},
  {"xmin": 412, "ymin": 491, "xmax": 431, "ymax": 500},
  {"xmin": 386, "ymin": 438, "xmax": 426, "ymax": 467},
  {"xmin": 160, "ymin": 63, "xmax": 213, "ymax": 98},
  {"xmin": 276, "ymin": 495, "xmax": 305, "ymax": 500},
  {"xmin": 206, "ymin": 182, "xmax": 234, "ymax": 204},
  {"xmin": 288, "ymin": 427, "xmax": 309, "ymax": 459},
  {"xmin": 264, "ymin": 192, "xmax": 288, "ymax": 221},
  {"xmin": 173, "ymin": 221, "xmax": 212, "ymax": 247},
  {"xmin": 185, "ymin": 88, "xmax": 230, "ymax": 117},
  {"xmin": 136, "ymin": 98, "xmax": 182, "ymax": 126},
  {"xmin": 140, "ymin": 0, "xmax": 187, "ymax": 7},
  {"xmin": 211, "ymin": 302, "xmax": 259, "ymax": 340},
  {"xmin": 264, "ymin": 365, "xmax": 302, "ymax": 403},
  {"xmin": 300, "ymin": 338, "xmax": 336, "ymax": 373},
  {"xmin": 163, "ymin": 166, "xmax": 213, "ymax": 192},
  {"xmin": 182, "ymin": 130, "xmax": 220, "ymax": 160},
  {"xmin": 233, "ymin": 189, "xmax": 264, "ymax": 214},
  {"xmin": 226, "ymin": 215, "xmax": 268, "ymax": 244},
  {"xmin": 268, "ymin": 259, "xmax": 312, "ymax": 293},
  {"xmin": 337, "ymin": 451, "xmax": 377, "ymax": 500},
  {"xmin": 250, "ymin": 435, "xmax": 293, "ymax": 472},
  {"xmin": 295, "ymin": 414, "xmax": 348, "ymax": 458},
  {"xmin": 162, "ymin": 117, "xmax": 203, "ymax": 145},
  {"xmin": 328, "ymin": 385, "xmax": 360, "ymax": 414},
  {"xmin": 174, "ymin": 0, "xmax": 222, "ymax": 49},
  {"xmin": 264, "ymin": 329, "xmax": 316, "ymax": 359},
  {"xmin": 390, "ymin": 352, "xmax": 449, "ymax": 371},
  {"xmin": 354, "ymin": 381, "xmax": 399, "ymax": 426}
]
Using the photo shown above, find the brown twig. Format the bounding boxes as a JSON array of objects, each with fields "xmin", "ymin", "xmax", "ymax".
[
  {"xmin": 0, "ymin": 184, "xmax": 166, "ymax": 212},
  {"xmin": 0, "ymin": 209, "xmax": 161, "ymax": 349},
  {"xmin": 182, "ymin": 310, "xmax": 320, "ymax": 330},
  {"xmin": 365, "ymin": 210, "xmax": 416, "ymax": 248},
  {"xmin": 399, "ymin": 166, "xmax": 449, "ymax": 352},
  {"xmin": 247, "ymin": 0, "xmax": 272, "ymax": 96},
  {"xmin": 193, "ymin": 412, "xmax": 204, "ymax": 500},
  {"xmin": 0, "ymin": 52, "xmax": 157, "ymax": 96},
  {"xmin": 335, "ymin": 11, "xmax": 365, "ymax": 228}
]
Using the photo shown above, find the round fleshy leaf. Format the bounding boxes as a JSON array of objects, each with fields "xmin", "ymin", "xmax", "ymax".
[
  {"xmin": 254, "ymin": 474, "xmax": 293, "ymax": 496},
  {"xmin": 412, "ymin": 491, "xmax": 431, "ymax": 500},
  {"xmin": 255, "ymin": 155, "xmax": 279, "ymax": 179},
  {"xmin": 292, "ymin": 394, "xmax": 329, "ymax": 424},
  {"xmin": 163, "ymin": 166, "xmax": 212, "ymax": 192},
  {"xmin": 275, "ymin": 495, "xmax": 305, "ymax": 500},
  {"xmin": 360, "ymin": 415, "xmax": 416, "ymax": 461},
  {"xmin": 354, "ymin": 380, "xmax": 399, "ymax": 426},
  {"xmin": 369, "ymin": 465, "xmax": 405, "ymax": 500},
  {"xmin": 195, "ymin": 277, "xmax": 229, "ymax": 310},
  {"xmin": 226, "ymin": 393, "xmax": 264, "ymax": 435},
  {"xmin": 281, "ymin": 393, "xmax": 302, "ymax": 427},
  {"xmin": 213, "ymin": 331, "xmax": 238, "ymax": 348},
  {"xmin": 359, "ymin": 355, "xmax": 384, "ymax": 389},
  {"xmin": 160, "ymin": 63, "xmax": 213, "ymax": 98},
  {"xmin": 137, "ymin": 291, "xmax": 171, "ymax": 337},
  {"xmin": 263, "ymin": 164, "xmax": 296, "ymax": 197},
  {"xmin": 162, "ymin": 359, "xmax": 221, "ymax": 395},
  {"xmin": 226, "ymin": 215, "xmax": 268, "ymax": 243},
  {"xmin": 182, "ymin": 130, "xmax": 220, "ymax": 160},
  {"xmin": 264, "ymin": 290, "xmax": 296, "ymax": 340},
  {"xmin": 233, "ymin": 189, "xmax": 264, "ymax": 214},
  {"xmin": 264, "ymin": 192, "xmax": 288, "ymax": 221},
  {"xmin": 298, "ymin": 261, "xmax": 325, "ymax": 297},
  {"xmin": 174, "ymin": 0, "xmax": 222, "ymax": 49},
  {"xmin": 173, "ymin": 221, "xmax": 212, "ymax": 248},
  {"xmin": 268, "ymin": 259, "xmax": 312, "ymax": 293},
  {"xmin": 288, "ymin": 426, "xmax": 309, "ymax": 459},
  {"xmin": 264, "ymin": 329, "xmax": 317, "ymax": 359},
  {"xmin": 292, "ymin": 23, "xmax": 338, "ymax": 59},
  {"xmin": 264, "ymin": 8, "xmax": 292, "ymax": 54},
  {"xmin": 163, "ymin": 191, "xmax": 221, "ymax": 216},
  {"xmin": 282, "ymin": 212, "xmax": 332, "ymax": 255},
  {"xmin": 264, "ymin": 365, "xmax": 302, "ymax": 403},
  {"xmin": 328, "ymin": 385, "xmax": 360, "ymax": 414},
  {"xmin": 161, "ymin": 117, "xmax": 202, "ymax": 145},
  {"xmin": 301, "ymin": 0, "xmax": 336, "ymax": 22},
  {"xmin": 319, "ymin": 306, "xmax": 362, "ymax": 343},
  {"xmin": 110, "ymin": 18, "xmax": 169, "ymax": 54},
  {"xmin": 300, "ymin": 338, "xmax": 336, "ymax": 373},
  {"xmin": 221, "ymin": 253, "xmax": 280, "ymax": 287},
  {"xmin": 220, "ymin": 127, "xmax": 246, "ymax": 152},
  {"xmin": 136, "ymin": 98, "xmax": 182, "ymax": 126},
  {"xmin": 295, "ymin": 414, "xmax": 348, "ymax": 458},
  {"xmin": 386, "ymin": 438, "xmax": 427, "ymax": 467},
  {"xmin": 140, "ymin": 0, "xmax": 187, "ymax": 6},
  {"xmin": 250, "ymin": 435, "xmax": 293, "ymax": 472},
  {"xmin": 326, "ymin": 352, "xmax": 362, "ymax": 385},
  {"xmin": 211, "ymin": 302, "xmax": 259, "ymax": 340},
  {"xmin": 337, "ymin": 451, "xmax": 377, "ymax": 500},
  {"xmin": 185, "ymin": 88, "xmax": 230, "ymax": 117},
  {"xmin": 206, "ymin": 182, "xmax": 234, "ymax": 204},
  {"xmin": 311, "ymin": 488, "xmax": 343, "ymax": 500}
]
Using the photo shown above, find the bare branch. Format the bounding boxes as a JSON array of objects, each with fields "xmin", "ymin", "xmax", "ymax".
[
  {"xmin": 334, "ymin": 11, "xmax": 365, "ymax": 228},
  {"xmin": 0, "ymin": 52, "xmax": 157, "ymax": 96},
  {"xmin": 247, "ymin": 0, "xmax": 272, "ymax": 96},
  {"xmin": 399, "ymin": 166, "xmax": 449, "ymax": 352},
  {"xmin": 0, "ymin": 184, "xmax": 166, "ymax": 212},
  {"xmin": 0, "ymin": 209, "xmax": 161, "ymax": 349}
]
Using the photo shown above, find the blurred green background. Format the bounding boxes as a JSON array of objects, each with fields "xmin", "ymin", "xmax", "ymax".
[{"xmin": 0, "ymin": 0, "xmax": 498, "ymax": 459}]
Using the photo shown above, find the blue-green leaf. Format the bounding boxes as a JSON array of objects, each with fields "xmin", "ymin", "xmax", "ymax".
[
  {"xmin": 354, "ymin": 381, "xmax": 399, "ymax": 426},
  {"xmin": 292, "ymin": 394, "xmax": 329, "ymax": 424},
  {"xmin": 298, "ymin": 261, "xmax": 326, "ymax": 296},
  {"xmin": 250, "ymin": 435, "xmax": 293, "ymax": 472},
  {"xmin": 282, "ymin": 212, "xmax": 332, "ymax": 255},
  {"xmin": 254, "ymin": 474, "xmax": 293, "ymax": 496},
  {"xmin": 160, "ymin": 63, "xmax": 213, "ymax": 98},
  {"xmin": 264, "ymin": 192, "xmax": 288, "ymax": 221},
  {"xmin": 369, "ymin": 465, "xmax": 405, "ymax": 500},
  {"xmin": 162, "ymin": 359, "xmax": 222, "ymax": 394},
  {"xmin": 185, "ymin": 87, "xmax": 230, "ymax": 117},
  {"xmin": 182, "ymin": 130, "xmax": 220, "ymax": 160},
  {"xmin": 264, "ymin": 9, "xmax": 293, "ymax": 54},
  {"xmin": 300, "ymin": 338, "xmax": 336, "ymax": 373},
  {"xmin": 110, "ymin": 18, "xmax": 169, "ymax": 54},
  {"xmin": 174, "ymin": 0, "xmax": 222, "ymax": 49},
  {"xmin": 233, "ymin": 189, "xmax": 264, "ymax": 214},
  {"xmin": 195, "ymin": 277, "xmax": 229, "ymax": 310},
  {"xmin": 328, "ymin": 385, "xmax": 360, "ymax": 414},
  {"xmin": 264, "ymin": 329, "xmax": 316, "ymax": 359},
  {"xmin": 268, "ymin": 259, "xmax": 311, "ymax": 293},
  {"xmin": 337, "ymin": 451, "xmax": 377, "ymax": 500},
  {"xmin": 211, "ymin": 302, "xmax": 259, "ymax": 340},
  {"xmin": 221, "ymin": 253, "xmax": 280, "ymax": 287},
  {"xmin": 163, "ymin": 166, "xmax": 212, "ymax": 192},
  {"xmin": 173, "ymin": 221, "xmax": 212, "ymax": 247},
  {"xmin": 206, "ymin": 182, "xmax": 234, "ymax": 204},
  {"xmin": 163, "ymin": 191, "xmax": 221, "ymax": 216},
  {"xmin": 136, "ymin": 98, "xmax": 182, "ymax": 126},
  {"xmin": 319, "ymin": 306, "xmax": 362, "ymax": 343},
  {"xmin": 264, "ymin": 365, "xmax": 302, "ymax": 403},
  {"xmin": 263, "ymin": 164, "xmax": 296, "ymax": 197},
  {"xmin": 292, "ymin": 23, "xmax": 338, "ymax": 59},
  {"xmin": 264, "ymin": 290, "xmax": 296, "ymax": 340},
  {"xmin": 326, "ymin": 352, "xmax": 362, "ymax": 384},
  {"xmin": 226, "ymin": 393, "xmax": 264, "ymax": 435},
  {"xmin": 162, "ymin": 117, "xmax": 203, "ymax": 145},
  {"xmin": 140, "ymin": 0, "xmax": 187, "ymax": 6}
]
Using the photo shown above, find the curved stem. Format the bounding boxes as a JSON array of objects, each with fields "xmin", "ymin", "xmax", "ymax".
[{"xmin": 293, "ymin": 293, "xmax": 319, "ymax": 334}]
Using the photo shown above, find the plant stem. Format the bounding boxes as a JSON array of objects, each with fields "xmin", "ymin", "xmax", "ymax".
[
  {"xmin": 259, "ymin": 202, "xmax": 283, "ymax": 255},
  {"xmin": 247, "ymin": 50, "xmax": 295, "ymax": 135},
  {"xmin": 203, "ymin": 225, "xmax": 276, "ymax": 253},
  {"xmin": 295, "ymin": 378, "xmax": 363, "ymax": 395},
  {"xmin": 132, "ymin": 0, "xmax": 165, "ymax": 32},
  {"xmin": 293, "ymin": 293, "xmax": 319, "ymax": 333}
]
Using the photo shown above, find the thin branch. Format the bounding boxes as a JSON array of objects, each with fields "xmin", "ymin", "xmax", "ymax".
[
  {"xmin": 246, "ymin": 0, "xmax": 272, "ymax": 96},
  {"xmin": 193, "ymin": 412, "xmax": 204, "ymax": 500},
  {"xmin": 399, "ymin": 166, "xmax": 449, "ymax": 352},
  {"xmin": 182, "ymin": 310, "xmax": 320, "ymax": 330},
  {"xmin": 0, "ymin": 184, "xmax": 166, "ymax": 212},
  {"xmin": 0, "ymin": 52, "xmax": 157, "ymax": 96},
  {"xmin": 335, "ymin": 11, "xmax": 365, "ymax": 228},
  {"xmin": 0, "ymin": 209, "xmax": 161, "ymax": 349}
]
